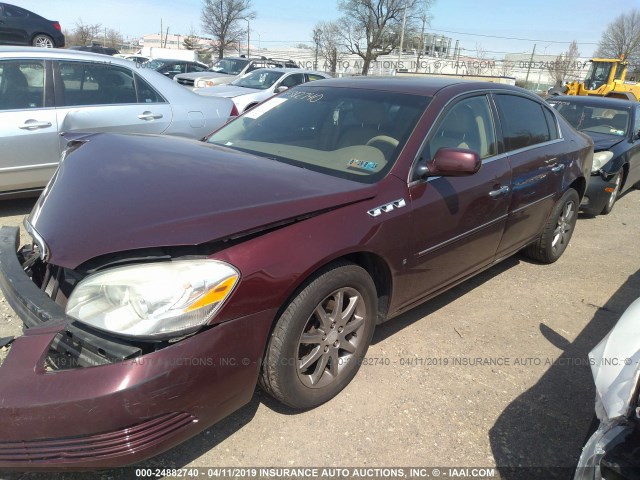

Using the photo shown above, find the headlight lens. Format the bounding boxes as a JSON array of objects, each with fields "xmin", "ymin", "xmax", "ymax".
[
  {"xmin": 66, "ymin": 260, "xmax": 239, "ymax": 340},
  {"xmin": 592, "ymin": 151, "xmax": 614, "ymax": 173},
  {"xmin": 196, "ymin": 79, "xmax": 215, "ymax": 88}
]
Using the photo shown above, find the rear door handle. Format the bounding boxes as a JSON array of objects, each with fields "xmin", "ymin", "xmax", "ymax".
[
  {"xmin": 19, "ymin": 120, "xmax": 52, "ymax": 130},
  {"xmin": 551, "ymin": 163, "xmax": 565, "ymax": 173},
  {"xmin": 138, "ymin": 111, "xmax": 163, "ymax": 120},
  {"xmin": 489, "ymin": 185, "xmax": 510, "ymax": 198}
]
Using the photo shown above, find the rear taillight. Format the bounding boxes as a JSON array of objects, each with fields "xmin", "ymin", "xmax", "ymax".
[
  {"xmin": 230, "ymin": 104, "xmax": 239, "ymax": 117},
  {"xmin": 53, "ymin": 22, "xmax": 62, "ymax": 32}
]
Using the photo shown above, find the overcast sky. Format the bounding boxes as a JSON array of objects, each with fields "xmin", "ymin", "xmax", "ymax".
[{"xmin": 12, "ymin": 0, "xmax": 639, "ymax": 58}]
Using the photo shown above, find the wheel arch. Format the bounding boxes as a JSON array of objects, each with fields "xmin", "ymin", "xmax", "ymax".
[
  {"xmin": 269, "ymin": 251, "xmax": 393, "ymax": 334},
  {"xmin": 569, "ymin": 176, "xmax": 587, "ymax": 200}
]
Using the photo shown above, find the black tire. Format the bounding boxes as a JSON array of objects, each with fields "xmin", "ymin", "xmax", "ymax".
[
  {"xmin": 601, "ymin": 171, "xmax": 622, "ymax": 215},
  {"xmin": 524, "ymin": 188, "xmax": 579, "ymax": 264},
  {"xmin": 32, "ymin": 34, "xmax": 54, "ymax": 48},
  {"xmin": 259, "ymin": 262, "xmax": 377, "ymax": 409}
]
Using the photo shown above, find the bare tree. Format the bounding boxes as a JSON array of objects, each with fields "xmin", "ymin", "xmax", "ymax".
[
  {"xmin": 201, "ymin": 0, "xmax": 255, "ymax": 60},
  {"xmin": 595, "ymin": 9, "xmax": 640, "ymax": 64},
  {"xmin": 69, "ymin": 19, "xmax": 102, "ymax": 46},
  {"xmin": 547, "ymin": 40, "xmax": 581, "ymax": 83},
  {"xmin": 466, "ymin": 43, "xmax": 487, "ymax": 75},
  {"xmin": 338, "ymin": 0, "xmax": 421, "ymax": 75},
  {"xmin": 314, "ymin": 21, "xmax": 344, "ymax": 74},
  {"xmin": 104, "ymin": 29, "xmax": 123, "ymax": 49}
]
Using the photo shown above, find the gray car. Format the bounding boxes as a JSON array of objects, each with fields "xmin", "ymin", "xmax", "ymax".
[{"xmin": 0, "ymin": 46, "xmax": 234, "ymax": 197}]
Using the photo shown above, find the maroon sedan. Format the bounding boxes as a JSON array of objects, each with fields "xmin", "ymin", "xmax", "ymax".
[{"xmin": 0, "ymin": 77, "xmax": 592, "ymax": 469}]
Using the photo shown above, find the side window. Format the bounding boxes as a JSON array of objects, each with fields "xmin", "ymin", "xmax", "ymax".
[
  {"xmin": 307, "ymin": 74, "xmax": 326, "ymax": 82},
  {"xmin": 135, "ymin": 74, "xmax": 166, "ymax": 104},
  {"xmin": 0, "ymin": 60, "xmax": 45, "ymax": 110},
  {"xmin": 494, "ymin": 94, "xmax": 551, "ymax": 151},
  {"xmin": 426, "ymin": 95, "xmax": 496, "ymax": 160},
  {"xmin": 3, "ymin": 5, "xmax": 28, "ymax": 17},
  {"xmin": 280, "ymin": 73, "xmax": 305, "ymax": 88},
  {"xmin": 543, "ymin": 107, "xmax": 559, "ymax": 140},
  {"xmin": 59, "ymin": 62, "xmax": 137, "ymax": 106}
]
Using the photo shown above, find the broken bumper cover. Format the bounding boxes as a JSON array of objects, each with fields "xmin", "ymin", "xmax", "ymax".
[{"xmin": 0, "ymin": 226, "xmax": 273, "ymax": 469}]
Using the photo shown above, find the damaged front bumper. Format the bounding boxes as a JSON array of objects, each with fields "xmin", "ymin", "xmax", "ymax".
[{"xmin": 0, "ymin": 226, "xmax": 273, "ymax": 470}]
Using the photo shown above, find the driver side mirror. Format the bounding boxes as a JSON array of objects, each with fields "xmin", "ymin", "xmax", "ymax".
[
  {"xmin": 415, "ymin": 147, "xmax": 481, "ymax": 178},
  {"xmin": 275, "ymin": 86, "xmax": 289, "ymax": 93}
]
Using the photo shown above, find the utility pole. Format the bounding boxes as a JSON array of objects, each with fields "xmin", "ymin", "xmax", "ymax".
[
  {"xmin": 525, "ymin": 43, "xmax": 536, "ymax": 87},
  {"xmin": 398, "ymin": 0, "xmax": 408, "ymax": 65},
  {"xmin": 246, "ymin": 19, "xmax": 250, "ymax": 58}
]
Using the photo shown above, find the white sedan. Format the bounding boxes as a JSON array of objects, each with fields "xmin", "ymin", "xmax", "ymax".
[{"xmin": 194, "ymin": 68, "xmax": 330, "ymax": 114}]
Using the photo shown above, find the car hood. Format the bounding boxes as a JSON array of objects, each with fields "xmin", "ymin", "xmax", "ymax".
[
  {"xmin": 589, "ymin": 297, "xmax": 640, "ymax": 420},
  {"xmin": 583, "ymin": 132, "xmax": 624, "ymax": 151},
  {"xmin": 28, "ymin": 133, "xmax": 377, "ymax": 269},
  {"xmin": 197, "ymin": 85, "xmax": 256, "ymax": 98}
]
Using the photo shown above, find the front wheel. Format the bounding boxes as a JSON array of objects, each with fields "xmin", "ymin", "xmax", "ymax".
[
  {"xmin": 259, "ymin": 262, "xmax": 377, "ymax": 409},
  {"xmin": 524, "ymin": 188, "xmax": 579, "ymax": 263},
  {"xmin": 32, "ymin": 34, "xmax": 54, "ymax": 48},
  {"xmin": 601, "ymin": 171, "xmax": 622, "ymax": 215}
]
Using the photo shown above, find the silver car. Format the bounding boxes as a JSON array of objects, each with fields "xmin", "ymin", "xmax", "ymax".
[
  {"xmin": 194, "ymin": 68, "xmax": 331, "ymax": 114},
  {"xmin": 0, "ymin": 47, "xmax": 234, "ymax": 197}
]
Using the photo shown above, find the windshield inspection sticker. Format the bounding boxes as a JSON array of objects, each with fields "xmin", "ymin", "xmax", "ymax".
[{"xmin": 347, "ymin": 159, "xmax": 378, "ymax": 172}]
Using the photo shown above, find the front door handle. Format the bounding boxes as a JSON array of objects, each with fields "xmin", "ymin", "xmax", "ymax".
[
  {"xmin": 551, "ymin": 163, "xmax": 565, "ymax": 173},
  {"xmin": 489, "ymin": 185, "xmax": 510, "ymax": 198},
  {"xmin": 138, "ymin": 111, "xmax": 163, "ymax": 120},
  {"xmin": 19, "ymin": 120, "xmax": 52, "ymax": 130}
]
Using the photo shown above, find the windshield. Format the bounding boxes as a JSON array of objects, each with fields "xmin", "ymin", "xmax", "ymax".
[
  {"xmin": 209, "ymin": 58, "xmax": 249, "ymax": 75},
  {"xmin": 549, "ymin": 100, "xmax": 629, "ymax": 136},
  {"xmin": 232, "ymin": 70, "xmax": 285, "ymax": 90},
  {"xmin": 207, "ymin": 86, "xmax": 430, "ymax": 183}
]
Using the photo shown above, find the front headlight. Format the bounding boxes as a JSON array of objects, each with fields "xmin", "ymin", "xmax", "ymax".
[
  {"xmin": 196, "ymin": 79, "xmax": 215, "ymax": 88},
  {"xmin": 592, "ymin": 151, "xmax": 613, "ymax": 173},
  {"xmin": 66, "ymin": 260, "xmax": 239, "ymax": 340}
]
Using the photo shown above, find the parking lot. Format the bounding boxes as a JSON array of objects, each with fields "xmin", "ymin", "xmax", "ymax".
[{"xmin": 1, "ymin": 187, "xmax": 639, "ymax": 480}]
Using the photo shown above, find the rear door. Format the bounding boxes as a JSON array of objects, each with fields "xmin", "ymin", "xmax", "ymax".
[
  {"xmin": 397, "ymin": 94, "xmax": 512, "ymax": 308},
  {"xmin": 53, "ymin": 60, "xmax": 173, "ymax": 145},
  {"xmin": 0, "ymin": 59, "xmax": 59, "ymax": 194},
  {"xmin": 492, "ymin": 93, "xmax": 566, "ymax": 259},
  {"xmin": 0, "ymin": 4, "xmax": 30, "ymax": 45}
]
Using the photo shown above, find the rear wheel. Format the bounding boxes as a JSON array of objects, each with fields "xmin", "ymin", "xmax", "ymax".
[
  {"xmin": 259, "ymin": 262, "xmax": 377, "ymax": 409},
  {"xmin": 32, "ymin": 34, "xmax": 54, "ymax": 48},
  {"xmin": 524, "ymin": 188, "xmax": 579, "ymax": 263},
  {"xmin": 601, "ymin": 171, "xmax": 622, "ymax": 215}
]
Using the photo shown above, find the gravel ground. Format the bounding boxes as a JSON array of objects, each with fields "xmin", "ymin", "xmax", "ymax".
[{"xmin": 1, "ymin": 189, "xmax": 639, "ymax": 480}]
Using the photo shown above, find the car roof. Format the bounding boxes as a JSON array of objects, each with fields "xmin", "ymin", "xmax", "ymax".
[
  {"xmin": 302, "ymin": 76, "xmax": 531, "ymax": 97},
  {"xmin": 549, "ymin": 95, "xmax": 636, "ymax": 109},
  {"xmin": 0, "ymin": 46, "xmax": 129, "ymax": 62}
]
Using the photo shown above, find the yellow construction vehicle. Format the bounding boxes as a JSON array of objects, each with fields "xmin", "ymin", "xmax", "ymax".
[{"xmin": 551, "ymin": 58, "xmax": 640, "ymax": 101}]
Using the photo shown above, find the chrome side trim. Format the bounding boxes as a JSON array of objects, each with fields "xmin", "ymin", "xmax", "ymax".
[
  {"xmin": 0, "ymin": 162, "xmax": 58, "ymax": 173},
  {"xmin": 417, "ymin": 214, "xmax": 508, "ymax": 257},
  {"xmin": 510, "ymin": 193, "xmax": 555, "ymax": 215}
]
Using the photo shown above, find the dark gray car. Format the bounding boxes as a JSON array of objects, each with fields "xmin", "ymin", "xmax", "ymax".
[{"xmin": 0, "ymin": 3, "xmax": 64, "ymax": 48}]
